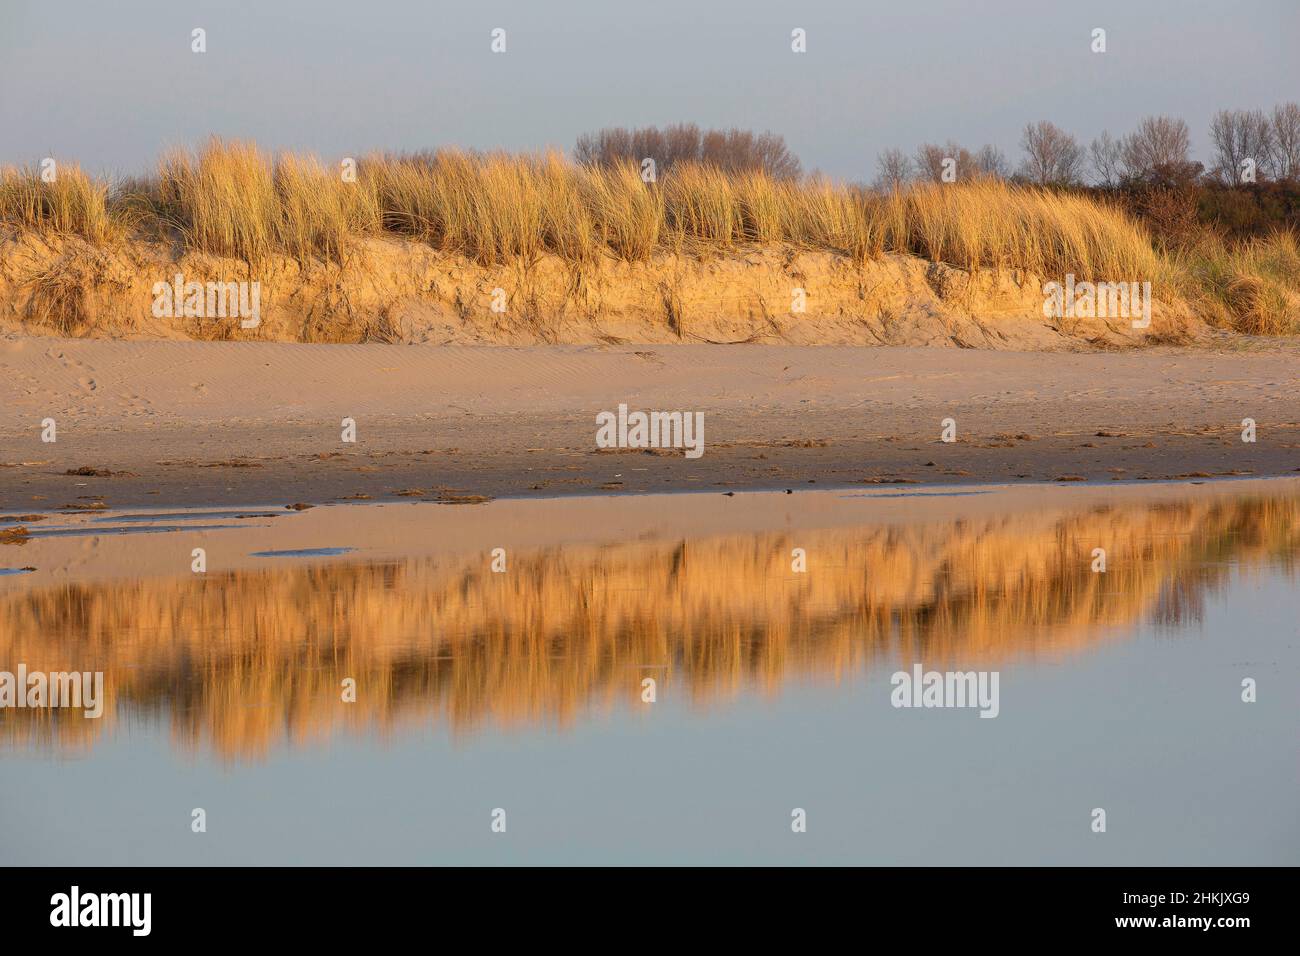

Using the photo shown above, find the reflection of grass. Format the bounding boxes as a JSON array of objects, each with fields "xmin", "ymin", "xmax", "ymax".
[{"xmin": 2, "ymin": 492, "xmax": 1297, "ymax": 759}]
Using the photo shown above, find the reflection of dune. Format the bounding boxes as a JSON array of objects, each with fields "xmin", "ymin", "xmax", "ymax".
[{"xmin": 1, "ymin": 492, "xmax": 1296, "ymax": 759}]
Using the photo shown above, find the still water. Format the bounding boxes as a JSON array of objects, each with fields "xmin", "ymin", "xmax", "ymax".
[{"xmin": 1, "ymin": 481, "xmax": 1296, "ymax": 865}]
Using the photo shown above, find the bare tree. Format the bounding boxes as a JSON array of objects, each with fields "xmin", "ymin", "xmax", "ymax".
[
  {"xmin": 575, "ymin": 128, "xmax": 619, "ymax": 166},
  {"xmin": 628, "ymin": 126, "xmax": 664, "ymax": 168},
  {"xmin": 874, "ymin": 148, "xmax": 913, "ymax": 189},
  {"xmin": 1120, "ymin": 116, "xmax": 1193, "ymax": 183},
  {"xmin": 1208, "ymin": 111, "xmax": 1243, "ymax": 184},
  {"xmin": 574, "ymin": 124, "xmax": 801, "ymax": 179},
  {"xmin": 913, "ymin": 141, "xmax": 977, "ymax": 182},
  {"xmin": 1240, "ymin": 110, "xmax": 1275, "ymax": 180},
  {"xmin": 974, "ymin": 144, "xmax": 1009, "ymax": 179},
  {"xmin": 700, "ymin": 128, "xmax": 802, "ymax": 178},
  {"xmin": 913, "ymin": 143, "xmax": 948, "ymax": 183},
  {"xmin": 1210, "ymin": 109, "xmax": 1276, "ymax": 184},
  {"xmin": 1270, "ymin": 101, "xmax": 1300, "ymax": 182},
  {"xmin": 1089, "ymin": 131, "xmax": 1124, "ymax": 187},
  {"xmin": 662, "ymin": 123, "xmax": 704, "ymax": 169},
  {"xmin": 1018, "ymin": 121, "xmax": 1083, "ymax": 185}
]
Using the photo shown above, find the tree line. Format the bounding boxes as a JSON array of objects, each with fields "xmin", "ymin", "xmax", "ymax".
[
  {"xmin": 876, "ymin": 103, "xmax": 1300, "ymax": 188},
  {"xmin": 574, "ymin": 124, "xmax": 802, "ymax": 179},
  {"xmin": 572, "ymin": 107, "xmax": 1300, "ymax": 190}
]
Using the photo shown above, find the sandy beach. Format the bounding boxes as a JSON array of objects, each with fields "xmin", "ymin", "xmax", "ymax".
[{"xmin": 2, "ymin": 335, "xmax": 1298, "ymax": 508}]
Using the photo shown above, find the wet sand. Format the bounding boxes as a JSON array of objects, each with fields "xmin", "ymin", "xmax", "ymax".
[{"xmin": 2, "ymin": 337, "xmax": 1299, "ymax": 507}]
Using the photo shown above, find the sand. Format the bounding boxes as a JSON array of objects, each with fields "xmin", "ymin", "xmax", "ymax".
[
  {"xmin": 0, "ymin": 236, "xmax": 1201, "ymax": 349},
  {"xmin": 2, "ymin": 335, "xmax": 1299, "ymax": 508}
]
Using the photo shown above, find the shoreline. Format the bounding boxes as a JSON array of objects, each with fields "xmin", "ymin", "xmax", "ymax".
[
  {"xmin": 3, "ymin": 337, "xmax": 1299, "ymax": 509},
  {"xmin": 7, "ymin": 475, "xmax": 1299, "ymax": 582},
  {"xmin": 3, "ymin": 470, "xmax": 1298, "ymax": 516}
]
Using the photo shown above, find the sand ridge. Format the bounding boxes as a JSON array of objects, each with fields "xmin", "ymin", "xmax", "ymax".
[{"xmin": 0, "ymin": 234, "xmax": 1202, "ymax": 349}]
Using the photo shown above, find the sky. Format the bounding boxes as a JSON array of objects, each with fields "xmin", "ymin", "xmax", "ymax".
[{"xmin": 1, "ymin": 0, "xmax": 1296, "ymax": 181}]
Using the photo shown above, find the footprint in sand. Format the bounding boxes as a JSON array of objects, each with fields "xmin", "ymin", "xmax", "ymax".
[
  {"xmin": 48, "ymin": 348, "xmax": 101, "ymax": 395},
  {"xmin": 121, "ymin": 392, "xmax": 155, "ymax": 416}
]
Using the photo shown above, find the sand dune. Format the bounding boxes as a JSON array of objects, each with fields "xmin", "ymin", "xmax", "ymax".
[{"xmin": 0, "ymin": 235, "xmax": 1200, "ymax": 349}]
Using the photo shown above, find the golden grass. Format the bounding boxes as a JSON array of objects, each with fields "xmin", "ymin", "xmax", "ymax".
[
  {"xmin": 153, "ymin": 141, "xmax": 380, "ymax": 264},
  {"xmin": 1174, "ymin": 229, "xmax": 1300, "ymax": 334},
  {"xmin": 1, "ymin": 138, "xmax": 1161, "ymax": 275},
  {"xmin": 0, "ymin": 138, "xmax": 1296, "ymax": 334},
  {"xmin": 900, "ymin": 182, "xmax": 1167, "ymax": 281},
  {"xmin": 158, "ymin": 141, "xmax": 279, "ymax": 261},
  {"xmin": 582, "ymin": 159, "xmax": 661, "ymax": 260},
  {"xmin": 0, "ymin": 162, "xmax": 115, "ymax": 243}
]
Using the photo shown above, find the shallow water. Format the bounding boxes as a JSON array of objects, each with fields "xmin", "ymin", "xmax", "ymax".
[
  {"xmin": 1, "ymin": 481, "xmax": 1297, "ymax": 865},
  {"xmin": 251, "ymin": 546, "xmax": 357, "ymax": 558}
]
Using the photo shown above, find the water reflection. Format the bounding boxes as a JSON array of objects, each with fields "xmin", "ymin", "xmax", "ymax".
[{"xmin": 2, "ymin": 487, "xmax": 1297, "ymax": 759}]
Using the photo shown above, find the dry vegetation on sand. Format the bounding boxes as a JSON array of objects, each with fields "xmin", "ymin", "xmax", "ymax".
[{"xmin": 1, "ymin": 139, "xmax": 1296, "ymax": 342}]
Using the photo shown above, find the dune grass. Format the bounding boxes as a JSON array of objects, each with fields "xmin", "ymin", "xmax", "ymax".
[
  {"xmin": 1, "ymin": 138, "xmax": 1296, "ymax": 333},
  {"xmin": 1172, "ymin": 230, "xmax": 1300, "ymax": 334},
  {"xmin": 0, "ymin": 162, "xmax": 116, "ymax": 243}
]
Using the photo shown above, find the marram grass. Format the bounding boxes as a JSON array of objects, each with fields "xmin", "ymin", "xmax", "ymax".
[{"xmin": 1, "ymin": 138, "xmax": 1296, "ymax": 333}]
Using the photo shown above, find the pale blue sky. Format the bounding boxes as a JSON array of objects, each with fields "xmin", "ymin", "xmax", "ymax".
[{"xmin": 1, "ymin": 0, "xmax": 1296, "ymax": 180}]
